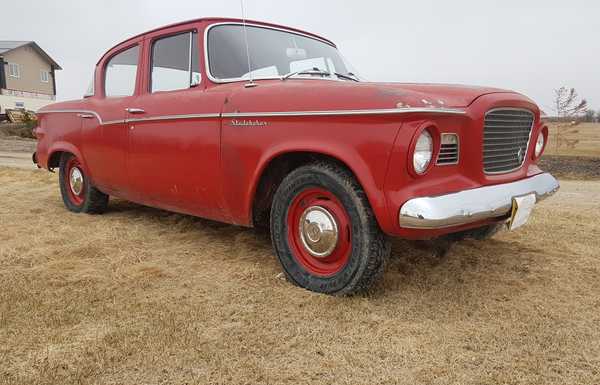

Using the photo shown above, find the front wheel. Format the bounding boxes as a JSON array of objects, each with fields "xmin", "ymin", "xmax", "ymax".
[
  {"xmin": 270, "ymin": 162, "xmax": 390, "ymax": 295},
  {"xmin": 59, "ymin": 153, "xmax": 109, "ymax": 214}
]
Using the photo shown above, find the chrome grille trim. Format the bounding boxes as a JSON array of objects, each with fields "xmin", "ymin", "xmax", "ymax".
[{"xmin": 483, "ymin": 108, "xmax": 534, "ymax": 174}]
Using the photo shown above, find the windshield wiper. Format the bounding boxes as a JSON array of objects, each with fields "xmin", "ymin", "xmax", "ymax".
[
  {"xmin": 334, "ymin": 72, "xmax": 359, "ymax": 82},
  {"xmin": 282, "ymin": 67, "xmax": 331, "ymax": 80}
]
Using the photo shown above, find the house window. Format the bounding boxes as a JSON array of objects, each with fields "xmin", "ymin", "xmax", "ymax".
[
  {"xmin": 8, "ymin": 63, "xmax": 20, "ymax": 78},
  {"xmin": 40, "ymin": 70, "xmax": 50, "ymax": 83}
]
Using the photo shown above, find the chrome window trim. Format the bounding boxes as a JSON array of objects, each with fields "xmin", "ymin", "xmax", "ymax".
[
  {"xmin": 204, "ymin": 22, "xmax": 340, "ymax": 85},
  {"xmin": 483, "ymin": 107, "xmax": 535, "ymax": 175}
]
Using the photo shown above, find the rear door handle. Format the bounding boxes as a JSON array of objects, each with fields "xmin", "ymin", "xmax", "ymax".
[
  {"xmin": 125, "ymin": 108, "xmax": 145, "ymax": 114},
  {"xmin": 77, "ymin": 113, "xmax": 95, "ymax": 119}
]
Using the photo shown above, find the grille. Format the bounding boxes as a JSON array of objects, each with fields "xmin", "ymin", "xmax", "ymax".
[
  {"xmin": 437, "ymin": 134, "xmax": 459, "ymax": 165},
  {"xmin": 483, "ymin": 109, "xmax": 534, "ymax": 174}
]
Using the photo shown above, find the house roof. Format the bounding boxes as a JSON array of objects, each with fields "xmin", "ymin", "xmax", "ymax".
[{"xmin": 0, "ymin": 41, "xmax": 62, "ymax": 70}]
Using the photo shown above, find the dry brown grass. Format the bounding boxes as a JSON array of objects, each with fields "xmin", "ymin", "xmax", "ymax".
[
  {"xmin": 545, "ymin": 122, "xmax": 600, "ymax": 157},
  {"xmin": 1, "ymin": 167, "xmax": 600, "ymax": 385}
]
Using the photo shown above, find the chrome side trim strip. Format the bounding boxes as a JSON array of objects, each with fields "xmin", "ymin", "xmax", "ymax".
[
  {"xmin": 37, "ymin": 110, "xmax": 220, "ymax": 125},
  {"xmin": 399, "ymin": 173, "xmax": 560, "ymax": 229},
  {"xmin": 37, "ymin": 109, "xmax": 104, "ymax": 123},
  {"xmin": 104, "ymin": 120, "xmax": 123, "ymax": 126},
  {"xmin": 38, "ymin": 107, "xmax": 465, "ymax": 126},
  {"xmin": 126, "ymin": 113, "xmax": 220, "ymax": 123},
  {"xmin": 223, "ymin": 107, "xmax": 466, "ymax": 118}
]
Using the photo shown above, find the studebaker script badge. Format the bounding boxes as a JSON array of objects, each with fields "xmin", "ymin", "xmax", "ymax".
[{"xmin": 230, "ymin": 119, "xmax": 269, "ymax": 127}]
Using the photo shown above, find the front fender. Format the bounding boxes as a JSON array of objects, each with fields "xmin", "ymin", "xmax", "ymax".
[{"xmin": 254, "ymin": 143, "xmax": 393, "ymax": 230}]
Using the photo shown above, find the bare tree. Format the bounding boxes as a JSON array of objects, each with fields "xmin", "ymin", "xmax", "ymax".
[
  {"xmin": 584, "ymin": 109, "xmax": 596, "ymax": 123},
  {"xmin": 552, "ymin": 87, "xmax": 588, "ymax": 150}
]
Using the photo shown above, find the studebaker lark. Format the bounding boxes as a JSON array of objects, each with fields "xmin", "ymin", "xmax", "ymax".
[{"xmin": 33, "ymin": 18, "xmax": 559, "ymax": 295}]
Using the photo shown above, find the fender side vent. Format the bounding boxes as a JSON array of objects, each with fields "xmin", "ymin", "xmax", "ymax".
[{"xmin": 437, "ymin": 133, "xmax": 459, "ymax": 165}]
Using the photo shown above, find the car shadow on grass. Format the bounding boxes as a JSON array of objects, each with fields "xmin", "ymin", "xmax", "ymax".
[{"xmin": 99, "ymin": 198, "xmax": 546, "ymax": 299}]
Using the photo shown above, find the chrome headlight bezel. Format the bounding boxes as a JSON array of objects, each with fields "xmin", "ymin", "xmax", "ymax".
[
  {"xmin": 413, "ymin": 130, "xmax": 433, "ymax": 174},
  {"xmin": 408, "ymin": 125, "xmax": 439, "ymax": 177},
  {"xmin": 533, "ymin": 126, "xmax": 548, "ymax": 160}
]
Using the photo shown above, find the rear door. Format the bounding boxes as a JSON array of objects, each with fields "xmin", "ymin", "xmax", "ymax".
[
  {"xmin": 126, "ymin": 26, "xmax": 227, "ymax": 221},
  {"xmin": 83, "ymin": 42, "xmax": 142, "ymax": 199}
]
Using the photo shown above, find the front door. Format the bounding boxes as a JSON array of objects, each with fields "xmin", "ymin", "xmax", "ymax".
[{"xmin": 126, "ymin": 30, "xmax": 227, "ymax": 221}]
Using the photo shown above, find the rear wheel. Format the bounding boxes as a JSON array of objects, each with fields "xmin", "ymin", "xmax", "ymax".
[
  {"xmin": 59, "ymin": 153, "xmax": 108, "ymax": 214},
  {"xmin": 270, "ymin": 162, "xmax": 390, "ymax": 295}
]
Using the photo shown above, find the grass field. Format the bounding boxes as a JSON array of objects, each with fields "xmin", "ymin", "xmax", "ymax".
[
  {"xmin": 546, "ymin": 122, "xmax": 600, "ymax": 157},
  {"xmin": 1, "ymin": 167, "xmax": 599, "ymax": 385}
]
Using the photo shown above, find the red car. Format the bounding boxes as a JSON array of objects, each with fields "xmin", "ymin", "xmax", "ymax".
[{"xmin": 34, "ymin": 18, "xmax": 559, "ymax": 295}]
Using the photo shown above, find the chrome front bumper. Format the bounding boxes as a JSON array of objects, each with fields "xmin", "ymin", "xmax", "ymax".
[{"xmin": 399, "ymin": 173, "xmax": 560, "ymax": 229}]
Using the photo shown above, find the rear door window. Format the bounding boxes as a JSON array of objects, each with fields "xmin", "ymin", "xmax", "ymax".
[
  {"xmin": 104, "ymin": 45, "xmax": 140, "ymax": 97},
  {"xmin": 150, "ymin": 31, "xmax": 201, "ymax": 93}
]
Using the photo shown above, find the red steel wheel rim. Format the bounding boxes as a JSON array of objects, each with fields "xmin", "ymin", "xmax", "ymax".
[
  {"xmin": 65, "ymin": 157, "xmax": 85, "ymax": 206},
  {"xmin": 287, "ymin": 187, "xmax": 352, "ymax": 277}
]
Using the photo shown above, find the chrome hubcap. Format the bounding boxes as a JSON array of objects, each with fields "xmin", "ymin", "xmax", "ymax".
[
  {"xmin": 299, "ymin": 206, "xmax": 339, "ymax": 258},
  {"xmin": 69, "ymin": 167, "xmax": 84, "ymax": 196}
]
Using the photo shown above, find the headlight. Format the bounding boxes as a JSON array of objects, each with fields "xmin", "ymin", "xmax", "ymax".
[
  {"xmin": 534, "ymin": 126, "xmax": 548, "ymax": 159},
  {"xmin": 413, "ymin": 130, "xmax": 433, "ymax": 174}
]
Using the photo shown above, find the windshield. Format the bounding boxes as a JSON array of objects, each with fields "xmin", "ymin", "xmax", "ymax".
[{"xmin": 207, "ymin": 24, "xmax": 357, "ymax": 81}]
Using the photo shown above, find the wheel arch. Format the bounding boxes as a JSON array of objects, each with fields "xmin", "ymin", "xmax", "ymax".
[
  {"xmin": 47, "ymin": 142, "xmax": 88, "ymax": 173},
  {"xmin": 250, "ymin": 148, "xmax": 388, "ymax": 230}
]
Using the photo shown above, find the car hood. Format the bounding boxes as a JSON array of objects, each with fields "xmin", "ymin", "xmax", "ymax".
[
  {"xmin": 370, "ymin": 82, "xmax": 512, "ymax": 108},
  {"xmin": 224, "ymin": 80, "xmax": 519, "ymax": 113}
]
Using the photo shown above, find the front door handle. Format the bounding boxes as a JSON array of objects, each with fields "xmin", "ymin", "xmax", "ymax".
[
  {"xmin": 125, "ymin": 108, "xmax": 145, "ymax": 114},
  {"xmin": 77, "ymin": 113, "xmax": 95, "ymax": 119}
]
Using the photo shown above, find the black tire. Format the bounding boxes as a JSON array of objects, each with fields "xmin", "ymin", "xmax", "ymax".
[
  {"xmin": 270, "ymin": 162, "xmax": 390, "ymax": 295},
  {"xmin": 59, "ymin": 153, "xmax": 109, "ymax": 214}
]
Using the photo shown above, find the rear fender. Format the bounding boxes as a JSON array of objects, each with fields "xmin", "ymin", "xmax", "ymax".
[{"xmin": 46, "ymin": 142, "xmax": 89, "ymax": 175}]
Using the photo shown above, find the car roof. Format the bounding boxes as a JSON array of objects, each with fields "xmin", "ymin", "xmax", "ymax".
[{"xmin": 97, "ymin": 17, "xmax": 336, "ymax": 65}]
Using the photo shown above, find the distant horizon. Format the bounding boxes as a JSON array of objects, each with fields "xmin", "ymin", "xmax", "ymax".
[{"xmin": 2, "ymin": 0, "xmax": 598, "ymax": 112}]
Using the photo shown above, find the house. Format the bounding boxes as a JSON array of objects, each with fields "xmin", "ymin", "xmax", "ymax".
[{"xmin": 0, "ymin": 41, "xmax": 61, "ymax": 113}]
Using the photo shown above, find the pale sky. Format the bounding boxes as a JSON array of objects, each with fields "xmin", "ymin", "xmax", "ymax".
[{"xmin": 2, "ymin": 0, "xmax": 598, "ymax": 112}]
